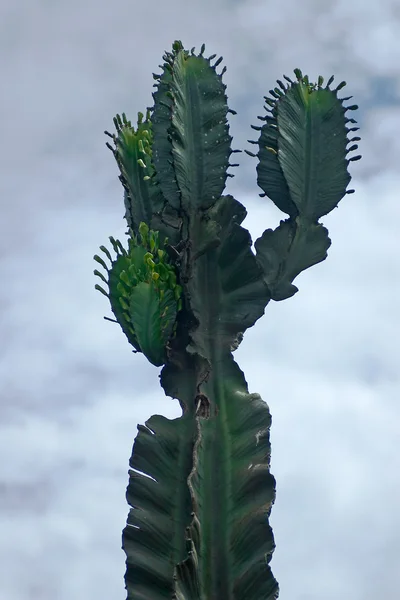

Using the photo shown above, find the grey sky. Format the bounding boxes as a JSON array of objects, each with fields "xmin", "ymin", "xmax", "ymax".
[{"xmin": 1, "ymin": 1, "xmax": 399, "ymax": 599}]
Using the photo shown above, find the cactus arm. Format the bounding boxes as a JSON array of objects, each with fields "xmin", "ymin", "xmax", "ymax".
[
  {"xmin": 248, "ymin": 72, "xmax": 361, "ymax": 300},
  {"xmin": 106, "ymin": 111, "xmax": 182, "ymax": 249},
  {"xmin": 105, "ymin": 112, "xmax": 161, "ymax": 228},
  {"xmin": 166, "ymin": 47, "xmax": 234, "ymax": 213},
  {"xmin": 94, "ymin": 223, "xmax": 184, "ymax": 366}
]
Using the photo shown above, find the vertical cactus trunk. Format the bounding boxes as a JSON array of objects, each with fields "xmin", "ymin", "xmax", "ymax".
[{"xmin": 94, "ymin": 40, "xmax": 360, "ymax": 599}]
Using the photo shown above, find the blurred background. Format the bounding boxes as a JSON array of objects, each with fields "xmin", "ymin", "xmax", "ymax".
[{"xmin": 1, "ymin": 1, "xmax": 399, "ymax": 598}]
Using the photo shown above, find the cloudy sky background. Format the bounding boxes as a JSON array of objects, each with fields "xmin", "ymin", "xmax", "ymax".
[{"xmin": 1, "ymin": 1, "xmax": 399, "ymax": 599}]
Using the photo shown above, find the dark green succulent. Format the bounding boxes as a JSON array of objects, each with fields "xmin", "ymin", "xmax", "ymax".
[{"xmin": 93, "ymin": 40, "xmax": 361, "ymax": 600}]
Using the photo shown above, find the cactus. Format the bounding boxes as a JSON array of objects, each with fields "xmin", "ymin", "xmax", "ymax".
[{"xmin": 94, "ymin": 40, "xmax": 361, "ymax": 599}]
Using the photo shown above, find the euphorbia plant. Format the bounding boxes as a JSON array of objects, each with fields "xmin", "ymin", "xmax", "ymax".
[{"xmin": 94, "ymin": 40, "xmax": 361, "ymax": 599}]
